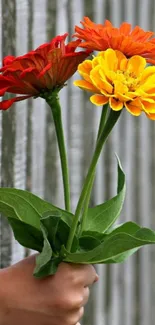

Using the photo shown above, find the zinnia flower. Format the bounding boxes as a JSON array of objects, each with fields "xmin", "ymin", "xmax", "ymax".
[
  {"xmin": 74, "ymin": 17, "xmax": 155, "ymax": 64},
  {"xmin": 74, "ymin": 48, "xmax": 155, "ymax": 120},
  {"xmin": 0, "ymin": 33, "xmax": 90, "ymax": 110}
]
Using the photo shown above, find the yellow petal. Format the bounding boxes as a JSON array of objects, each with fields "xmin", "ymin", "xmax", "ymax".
[
  {"xmin": 103, "ymin": 49, "xmax": 118, "ymax": 71},
  {"xmin": 92, "ymin": 56, "xmax": 100, "ymax": 68},
  {"xmin": 103, "ymin": 70, "xmax": 117, "ymax": 82},
  {"xmin": 115, "ymin": 51, "xmax": 128, "ymax": 70},
  {"xmin": 114, "ymin": 80, "xmax": 128, "ymax": 96},
  {"xmin": 141, "ymin": 66, "xmax": 155, "ymax": 83},
  {"xmin": 74, "ymin": 80, "xmax": 98, "ymax": 92},
  {"xmin": 116, "ymin": 92, "xmax": 134, "ymax": 102},
  {"xmin": 90, "ymin": 66, "xmax": 113, "ymax": 94},
  {"xmin": 78, "ymin": 60, "xmax": 93, "ymax": 83},
  {"xmin": 141, "ymin": 100, "xmax": 155, "ymax": 112},
  {"xmin": 127, "ymin": 56, "xmax": 146, "ymax": 76},
  {"xmin": 140, "ymin": 77, "xmax": 155, "ymax": 92},
  {"xmin": 78, "ymin": 60, "xmax": 93, "ymax": 75},
  {"xmin": 109, "ymin": 97, "xmax": 123, "ymax": 111},
  {"xmin": 125, "ymin": 98, "xmax": 143, "ymax": 116},
  {"xmin": 90, "ymin": 94, "xmax": 109, "ymax": 106}
]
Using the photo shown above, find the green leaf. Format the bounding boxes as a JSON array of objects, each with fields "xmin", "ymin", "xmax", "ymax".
[
  {"xmin": 41, "ymin": 210, "xmax": 61, "ymax": 251},
  {"xmin": 106, "ymin": 221, "xmax": 141, "ymax": 236},
  {"xmin": 33, "ymin": 223, "xmax": 53, "ymax": 277},
  {"xmin": 40, "ymin": 210, "xmax": 78, "ymax": 253},
  {"xmin": 9, "ymin": 218, "xmax": 43, "ymax": 252},
  {"xmin": 106, "ymin": 248, "xmax": 139, "ymax": 263},
  {"xmin": 83, "ymin": 157, "xmax": 126, "ymax": 234},
  {"xmin": 33, "ymin": 257, "xmax": 62, "ymax": 278},
  {"xmin": 62, "ymin": 226, "xmax": 155, "ymax": 264},
  {"xmin": 81, "ymin": 230, "xmax": 106, "ymax": 242},
  {"xmin": 57, "ymin": 218, "xmax": 79, "ymax": 253},
  {"xmin": 0, "ymin": 188, "xmax": 74, "ymax": 230},
  {"xmin": 79, "ymin": 235, "xmax": 101, "ymax": 251}
]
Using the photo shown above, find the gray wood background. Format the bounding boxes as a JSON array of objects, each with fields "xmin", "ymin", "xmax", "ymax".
[{"xmin": 0, "ymin": 0, "xmax": 155, "ymax": 324}]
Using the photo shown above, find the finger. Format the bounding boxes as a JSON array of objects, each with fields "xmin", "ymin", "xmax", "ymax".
[
  {"xmin": 82, "ymin": 265, "xmax": 98, "ymax": 287},
  {"xmin": 82, "ymin": 286, "xmax": 90, "ymax": 306}
]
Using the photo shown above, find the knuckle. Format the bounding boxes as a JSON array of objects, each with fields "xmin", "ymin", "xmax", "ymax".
[
  {"xmin": 69, "ymin": 307, "xmax": 84, "ymax": 325},
  {"xmin": 78, "ymin": 306, "xmax": 84, "ymax": 319},
  {"xmin": 66, "ymin": 294, "xmax": 84, "ymax": 309},
  {"xmin": 75, "ymin": 295, "xmax": 84, "ymax": 308}
]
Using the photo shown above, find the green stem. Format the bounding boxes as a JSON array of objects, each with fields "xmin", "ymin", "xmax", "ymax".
[
  {"xmin": 79, "ymin": 103, "xmax": 109, "ymax": 234},
  {"xmin": 66, "ymin": 109, "xmax": 121, "ymax": 251},
  {"xmin": 45, "ymin": 92, "xmax": 71, "ymax": 212},
  {"xmin": 97, "ymin": 103, "xmax": 109, "ymax": 139}
]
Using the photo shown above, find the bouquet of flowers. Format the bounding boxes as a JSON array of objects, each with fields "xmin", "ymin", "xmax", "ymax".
[{"xmin": 1, "ymin": 17, "xmax": 155, "ymax": 277}]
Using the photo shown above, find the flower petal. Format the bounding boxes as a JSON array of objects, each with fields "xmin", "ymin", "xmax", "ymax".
[
  {"xmin": 0, "ymin": 95, "xmax": 32, "ymax": 110},
  {"xmin": 127, "ymin": 56, "xmax": 146, "ymax": 76},
  {"xmin": 125, "ymin": 98, "xmax": 142, "ymax": 116},
  {"xmin": 74, "ymin": 17, "xmax": 155, "ymax": 64},
  {"xmin": 90, "ymin": 94, "xmax": 109, "ymax": 106},
  {"xmin": 109, "ymin": 97, "xmax": 123, "ymax": 111},
  {"xmin": 74, "ymin": 80, "xmax": 98, "ymax": 92},
  {"xmin": 90, "ymin": 66, "xmax": 113, "ymax": 94},
  {"xmin": 141, "ymin": 66, "xmax": 155, "ymax": 83}
]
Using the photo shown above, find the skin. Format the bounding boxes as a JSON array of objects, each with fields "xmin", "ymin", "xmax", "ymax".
[{"xmin": 0, "ymin": 255, "xmax": 98, "ymax": 325}]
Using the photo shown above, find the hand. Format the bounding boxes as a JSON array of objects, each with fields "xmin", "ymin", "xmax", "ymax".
[{"xmin": 0, "ymin": 255, "xmax": 98, "ymax": 325}]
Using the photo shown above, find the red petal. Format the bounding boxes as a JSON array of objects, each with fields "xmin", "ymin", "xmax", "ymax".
[
  {"xmin": 0, "ymin": 95, "xmax": 32, "ymax": 110},
  {"xmin": 3, "ymin": 55, "xmax": 16, "ymax": 66},
  {"xmin": 38, "ymin": 63, "xmax": 52, "ymax": 78},
  {"xmin": 0, "ymin": 87, "xmax": 10, "ymax": 96},
  {"xmin": 20, "ymin": 67, "xmax": 38, "ymax": 78}
]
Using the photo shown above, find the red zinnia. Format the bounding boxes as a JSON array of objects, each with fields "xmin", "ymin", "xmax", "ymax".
[
  {"xmin": 0, "ymin": 33, "xmax": 90, "ymax": 110},
  {"xmin": 74, "ymin": 17, "xmax": 155, "ymax": 64}
]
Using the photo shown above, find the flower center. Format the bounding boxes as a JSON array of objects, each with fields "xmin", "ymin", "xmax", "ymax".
[{"xmin": 115, "ymin": 70, "xmax": 139, "ymax": 91}]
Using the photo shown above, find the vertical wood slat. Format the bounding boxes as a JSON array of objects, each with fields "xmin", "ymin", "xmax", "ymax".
[
  {"xmin": 31, "ymin": 0, "xmax": 47, "ymax": 199},
  {"xmin": 138, "ymin": 3, "xmax": 152, "ymax": 325},
  {"xmin": 67, "ymin": 0, "xmax": 84, "ymax": 212},
  {"xmin": 1, "ymin": 0, "xmax": 16, "ymax": 268},
  {"xmin": 44, "ymin": 0, "xmax": 58, "ymax": 205},
  {"xmin": 54, "ymin": 0, "xmax": 69, "ymax": 209},
  {"xmin": 11, "ymin": 0, "xmax": 29, "ymax": 265},
  {"xmin": 123, "ymin": 113, "xmax": 137, "ymax": 325},
  {"xmin": 110, "ymin": 0, "xmax": 122, "ymax": 26},
  {"xmin": 93, "ymin": 3, "xmax": 108, "ymax": 324},
  {"xmin": 124, "ymin": 0, "xmax": 136, "ymax": 25}
]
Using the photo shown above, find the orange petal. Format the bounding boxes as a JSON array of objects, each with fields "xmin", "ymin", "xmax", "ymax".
[
  {"xmin": 109, "ymin": 97, "xmax": 123, "ymax": 111},
  {"xmin": 125, "ymin": 98, "xmax": 142, "ymax": 116},
  {"xmin": 90, "ymin": 94, "xmax": 109, "ymax": 106},
  {"xmin": 73, "ymin": 80, "xmax": 98, "ymax": 92},
  {"xmin": 141, "ymin": 100, "xmax": 155, "ymax": 112}
]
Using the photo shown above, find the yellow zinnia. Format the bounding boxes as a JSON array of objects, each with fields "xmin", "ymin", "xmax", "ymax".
[{"xmin": 74, "ymin": 49, "xmax": 155, "ymax": 120}]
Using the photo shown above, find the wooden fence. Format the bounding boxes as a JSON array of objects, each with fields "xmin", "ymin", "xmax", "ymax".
[{"xmin": 0, "ymin": 1, "xmax": 155, "ymax": 324}]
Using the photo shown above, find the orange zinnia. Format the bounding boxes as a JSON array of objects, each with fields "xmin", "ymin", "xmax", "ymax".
[
  {"xmin": 74, "ymin": 49, "xmax": 155, "ymax": 120},
  {"xmin": 0, "ymin": 34, "xmax": 90, "ymax": 110},
  {"xmin": 74, "ymin": 17, "xmax": 155, "ymax": 64}
]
